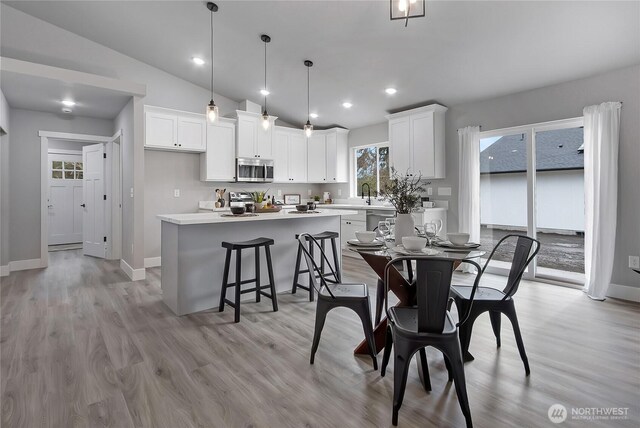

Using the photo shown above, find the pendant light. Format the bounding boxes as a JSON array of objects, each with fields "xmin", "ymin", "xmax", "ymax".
[
  {"xmin": 260, "ymin": 34, "xmax": 271, "ymax": 130},
  {"xmin": 390, "ymin": 0, "xmax": 425, "ymax": 27},
  {"xmin": 303, "ymin": 60, "xmax": 313, "ymax": 138},
  {"xmin": 206, "ymin": 2, "xmax": 219, "ymax": 123}
]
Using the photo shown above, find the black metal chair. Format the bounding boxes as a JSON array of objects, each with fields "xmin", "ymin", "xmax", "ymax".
[
  {"xmin": 218, "ymin": 237, "xmax": 278, "ymax": 323},
  {"xmin": 450, "ymin": 234, "xmax": 540, "ymax": 375},
  {"xmin": 297, "ymin": 233, "xmax": 378, "ymax": 370},
  {"xmin": 292, "ymin": 231, "xmax": 341, "ymax": 301},
  {"xmin": 380, "ymin": 256, "xmax": 483, "ymax": 428}
]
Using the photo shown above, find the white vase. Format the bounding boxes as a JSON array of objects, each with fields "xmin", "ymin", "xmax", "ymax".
[
  {"xmin": 255, "ymin": 202, "xmax": 265, "ymax": 210},
  {"xmin": 395, "ymin": 213, "xmax": 415, "ymax": 245}
]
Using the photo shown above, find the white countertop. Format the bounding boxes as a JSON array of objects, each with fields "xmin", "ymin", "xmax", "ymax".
[
  {"xmin": 158, "ymin": 209, "xmax": 358, "ymax": 225},
  {"xmin": 318, "ymin": 204, "xmax": 446, "ymax": 212}
]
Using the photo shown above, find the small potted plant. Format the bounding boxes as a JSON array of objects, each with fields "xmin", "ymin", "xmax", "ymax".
[
  {"xmin": 251, "ymin": 190, "xmax": 267, "ymax": 210},
  {"xmin": 313, "ymin": 195, "xmax": 320, "ymax": 202},
  {"xmin": 379, "ymin": 168, "xmax": 425, "ymax": 244}
]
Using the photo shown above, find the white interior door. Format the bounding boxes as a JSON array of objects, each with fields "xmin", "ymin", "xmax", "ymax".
[
  {"xmin": 82, "ymin": 143, "xmax": 106, "ymax": 258},
  {"xmin": 48, "ymin": 153, "xmax": 83, "ymax": 245}
]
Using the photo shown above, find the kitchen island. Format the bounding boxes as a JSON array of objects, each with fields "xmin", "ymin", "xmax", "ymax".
[{"xmin": 158, "ymin": 209, "xmax": 357, "ymax": 315}]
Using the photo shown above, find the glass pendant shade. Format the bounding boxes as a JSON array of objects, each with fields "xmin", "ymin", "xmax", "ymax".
[
  {"xmin": 262, "ymin": 111, "xmax": 270, "ymax": 130},
  {"xmin": 207, "ymin": 99, "xmax": 218, "ymax": 123},
  {"xmin": 304, "ymin": 120, "xmax": 313, "ymax": 137}
]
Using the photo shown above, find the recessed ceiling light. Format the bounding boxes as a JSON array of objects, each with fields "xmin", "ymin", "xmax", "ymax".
[
  {"xmin": 342, "ymin": 102, "xmax": 353, "ymax": 109},
  {"xmin": 385, "ymin": 88, "xmax": 397, "ymax": 95},
  {"xmin": 260, "ymin": 89, "xmax": 270, "ymax": 96},
  {"xmin": 192, "ymin": 57, "xmax": 205, "ymax": 65},
  {"xmin": 61, "ymin": 99, "xmax": 76, "ymax": 107},
  {"xmin": 62, "ymin": 107, "xmax": 73, "ymax": 114},
  {"xmin": 309, "ymin": 113, "xmax": 319, "ymax": 119}
]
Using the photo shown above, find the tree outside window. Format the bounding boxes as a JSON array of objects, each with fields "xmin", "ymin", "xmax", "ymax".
[{"xmin": 355, "ymin": 144, "xmax": 390, "ymax": 196}]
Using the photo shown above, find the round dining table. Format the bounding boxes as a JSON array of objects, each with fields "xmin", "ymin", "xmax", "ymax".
[{"xmin": 350, "ymin": 244, "xmax": 486, "ymax": 391}]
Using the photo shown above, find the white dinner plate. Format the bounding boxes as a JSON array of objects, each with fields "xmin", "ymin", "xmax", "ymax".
[
  {"xmin": 391, "ymin": 246, "xmax": 442, "ymax": 256},
  {"xmin": 435, "ymin": 242, "xmax": 481, "ymax": 250},
  {"xmin": 347, "ymin": 239, "xmax": 384, "ymax": 247}
]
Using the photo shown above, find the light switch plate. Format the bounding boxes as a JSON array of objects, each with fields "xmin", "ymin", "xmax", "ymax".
[
  {"xmin": 428, "ymin": 187, "xmax": 433, "ymax": 196},
  {"xmin": 277, "ymin": 189, "xmax": 282, "ymax": 196},
  {"xmin": 130, "ymin": 187, "xmax": 134, "ymax": 198},
  {"xmin": 174, "ymin": 189, "xmax": 180, "ymax": 198},
  {"xmin": 630, "ymin": 256, "xmax": 640, "ymax": 269},
  {"xmin": 338, "ymin": 189, "xmax": 342, "ymax": 196},
  {"xmin": 308, "ymin": 189, "xmax": 312, "ymax": 196}
]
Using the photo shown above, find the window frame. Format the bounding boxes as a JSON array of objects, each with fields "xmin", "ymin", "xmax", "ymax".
[{"xmin": 351, "ymin": 141, "xmax": 390, "ymax": 197}]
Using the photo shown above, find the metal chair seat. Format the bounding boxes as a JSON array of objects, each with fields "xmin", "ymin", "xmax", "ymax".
[
  {"xmin": 319, "ymin": 282, "xmax": 368, "ymax": 298},
  {"xmin": 388, "ymin": 307, "xmax": 457, "ymax": 336},
  {"xmin": 451, "ymin": 285, "xmax": 509, "ymax": 301}
]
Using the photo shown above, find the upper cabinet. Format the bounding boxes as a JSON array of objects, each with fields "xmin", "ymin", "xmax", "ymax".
[
  {"xmin": 144, "ymin": 106, "xmax": 206, "ymax": 152},
  {"xmin": 273, "ymin": 127, "xmax": 307, "ymax": 183},
  {"xmin": 386, "ymin": 104, "xmax": 447, "ymax": 179},
  {"xmin": 200, "ymin": 118, "xmax": 237, "ymax": 182},
  {"xmin": 235, "ymin": 111, "xmax": 276, "ymax": 159},
  {"xmin": 306, "ymin": 128, "xmax": 349, "ymax": 183}
]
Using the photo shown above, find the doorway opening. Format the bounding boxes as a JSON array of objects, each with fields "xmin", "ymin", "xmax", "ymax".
[{"xmin": 40, "ymin": 131, "xmax": 122, "ymax": 266}]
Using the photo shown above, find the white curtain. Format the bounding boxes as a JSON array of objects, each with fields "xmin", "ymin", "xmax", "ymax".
[
  {"xmin": 583, "ymin": 102, "xmax": 622, "ymax": 300},
  {"xmin": 458, "ymin": 126, "xmax": 481, "ymax": 273}
]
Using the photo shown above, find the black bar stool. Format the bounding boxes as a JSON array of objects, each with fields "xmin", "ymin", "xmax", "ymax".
[
  {"xmin": 292, "ymin": 231, "xmax": 341, "ymax": 301},
  {"xmin": 219, "ymin": 237, "xmax": 278, "ymax": 323}
]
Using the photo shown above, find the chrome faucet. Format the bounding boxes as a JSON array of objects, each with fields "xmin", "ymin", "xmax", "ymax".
[{"xmin": 361, "ymin": 183, "xmax": 371, "ymax": 205}]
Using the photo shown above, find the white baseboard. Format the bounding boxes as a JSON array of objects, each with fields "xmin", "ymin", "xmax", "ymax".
[
  {"xmin": 0, "ymin": 265, "xmax": 9, "ymax": 277},
  {"xmin": 120, "ymin": 259, "xmax": 146, "ymax": 281},
  {"xmin": 8, "ymin": 258, "xmax": 44, "ymax": 272},
  {"xmin": 144, "ymin": 256, "xmax": 161, "ymax": 268},
  {"xmin": 607, "ymin": 283, "xmax": 640, "ymax": 302}
]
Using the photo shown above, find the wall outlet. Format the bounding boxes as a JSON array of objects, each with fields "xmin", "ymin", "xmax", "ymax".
[
  {"xmin": 174, "ymin": 189, "xmax": 180, "ymax": 198},
  {"xmin": 308, "ymin": 189, "xmax": 312, "ymax": 196},
  {"xmin": 428, "ymin": 187, "xmax": 433, "ymax": 196},
  {"xmin": 629, "ymin": 256, "xmax": 640, "ymax": 270},
  {"xmin": 130, "ymin": 187, "xmax": 134, "ymax": 198},
  {"xmin": 338, "ymin": 188, "xmax": 342, "ymax": 196},
  {"xmin": 277, "ymin": 189, "xmax": 282, "ymax": 196}
]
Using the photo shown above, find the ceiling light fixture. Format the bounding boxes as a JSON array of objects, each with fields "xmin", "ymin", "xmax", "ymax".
[
  {"xmin": 61, "ymin": 99, "xmax": 76, "ymax": 107},
  {"xmin": 390, "ymin": 0, "xmax": 425, "ymax": 27},
  {"xmin": 192, "ymin": 57, "xmax": 205, "ymax": 65},
  {"xmin": 385, "ymin": 87, "xmax": 397, "ymax": 95},
  {"xmin": 62, "ymin": 107, "xmax": 72, "ymax": 114},
  {"xmin": 303, "ymin": 60, "xmax": 314, "ymax": 138},
  {"xmin": 205, "ymin": 2, "xmax": 219, "ymax": 123},
  {"xmin": 260, "ymin": 34, "xmax": 271, "ymax": 130},
  {"xmin": 342, "ymin": 102, "xmax": 353, "ymax": 109},
  {"xmin": 309, "ymin": 113, "xmax": 319, "ymax": 119}
]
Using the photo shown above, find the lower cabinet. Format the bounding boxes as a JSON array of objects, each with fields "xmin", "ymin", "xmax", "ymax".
[{"xmin": 340, "ymin": 210, "xmax": 368, "ymax": 249}]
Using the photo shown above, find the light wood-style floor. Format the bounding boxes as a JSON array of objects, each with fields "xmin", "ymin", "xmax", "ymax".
[{"xmin": 1, "ymin": 250, "xmax": 638, "ymax": 427}]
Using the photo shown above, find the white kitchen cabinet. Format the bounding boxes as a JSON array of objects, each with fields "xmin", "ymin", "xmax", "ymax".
[
  {"xmin": 144, "ymin": 106, "xmax": 205, "ymax": 152},
  {"xmin": 200, "ymin": 118, "xmax": 236, "ymax": 182},
  {"xmin": 235, "ymin": 110, "xmax": 276, "ymax": 159},
  {"xmin": 273, "ymin": 127, "xmax": 307, "ymax": 183},
  {"xmin": 306, "ymin": 128, "xmax": 349, "ymax": 183},
  {"xmin": 341, "ymin": 219, "xmax": 367, "ymax": 249},
  {"xmin": 387, "ymin": 104, "xmax": 447, "ymax": 179},
  {"xmin": 307, "ymin": 133, "xmax": 327, "ymax": 182}
]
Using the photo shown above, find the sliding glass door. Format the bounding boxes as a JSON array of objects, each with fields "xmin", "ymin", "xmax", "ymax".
[{"xmin": 479, "ymin": 118, "xmax": 585, "ymax": 284}]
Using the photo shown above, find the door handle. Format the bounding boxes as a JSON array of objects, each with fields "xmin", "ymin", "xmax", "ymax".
[{"xmin": 80, "ymin": 203, "xmax": 86, "ymax": 208}]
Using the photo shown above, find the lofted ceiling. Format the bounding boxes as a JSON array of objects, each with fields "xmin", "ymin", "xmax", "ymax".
[{"xmin": 4, "ymin": 0, "xmax": 640, "ymax": 129}]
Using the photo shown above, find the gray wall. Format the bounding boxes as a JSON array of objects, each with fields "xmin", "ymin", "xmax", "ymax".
[
  {"xmin": 48, "ymin": 139, "xmax": 96, "ymax": 151},
  {"xmin": 0, "ymin": 89, "xmax": 9, "ymax": 268},
  {"xmin": 8, "ymin": 109, "xmax": 113, "ymax": 262},
  {"xmin": 444, "ymin": 64, "xmax": 639, "ymax": 288},
  {"xmin": 1, "ymin": 3, "xmax": 239, "ymax": 270}
]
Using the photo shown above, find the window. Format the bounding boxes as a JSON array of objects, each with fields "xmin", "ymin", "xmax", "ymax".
[
  {"xmin": 51, "ymin": 160, "xmax": 83, "ymax": 179},
  {"xmin": 353, "ymin": 143, "xmax": 390, "ymax": 196}
]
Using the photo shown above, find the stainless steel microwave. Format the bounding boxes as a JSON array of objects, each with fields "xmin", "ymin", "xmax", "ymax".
[{"xmin": 236, "ymin": 158, "xmax": 274, "ymax": 182}]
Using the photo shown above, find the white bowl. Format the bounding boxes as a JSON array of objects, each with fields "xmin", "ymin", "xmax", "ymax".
[
  {"xmin": 355, "ymin": 231, "xmax": 376, "ymax": 243},
  {"xmin": 402, "ymin": 236, "xmax": 427, "ymax": 251},
  {"xmin": 448, "ymin": 233, "xmax": 470, "ymax": 246}
]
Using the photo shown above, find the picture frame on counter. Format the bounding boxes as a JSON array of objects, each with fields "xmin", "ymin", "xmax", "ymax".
[{"xmin": 284, "ymin": 194, "xmax": 301, "ymax": 205}]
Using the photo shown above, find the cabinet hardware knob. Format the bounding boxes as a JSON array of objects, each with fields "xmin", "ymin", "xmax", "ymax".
[{"xmin": 80, "ymin": 203, "xmax": 86, "ymax": 207}]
